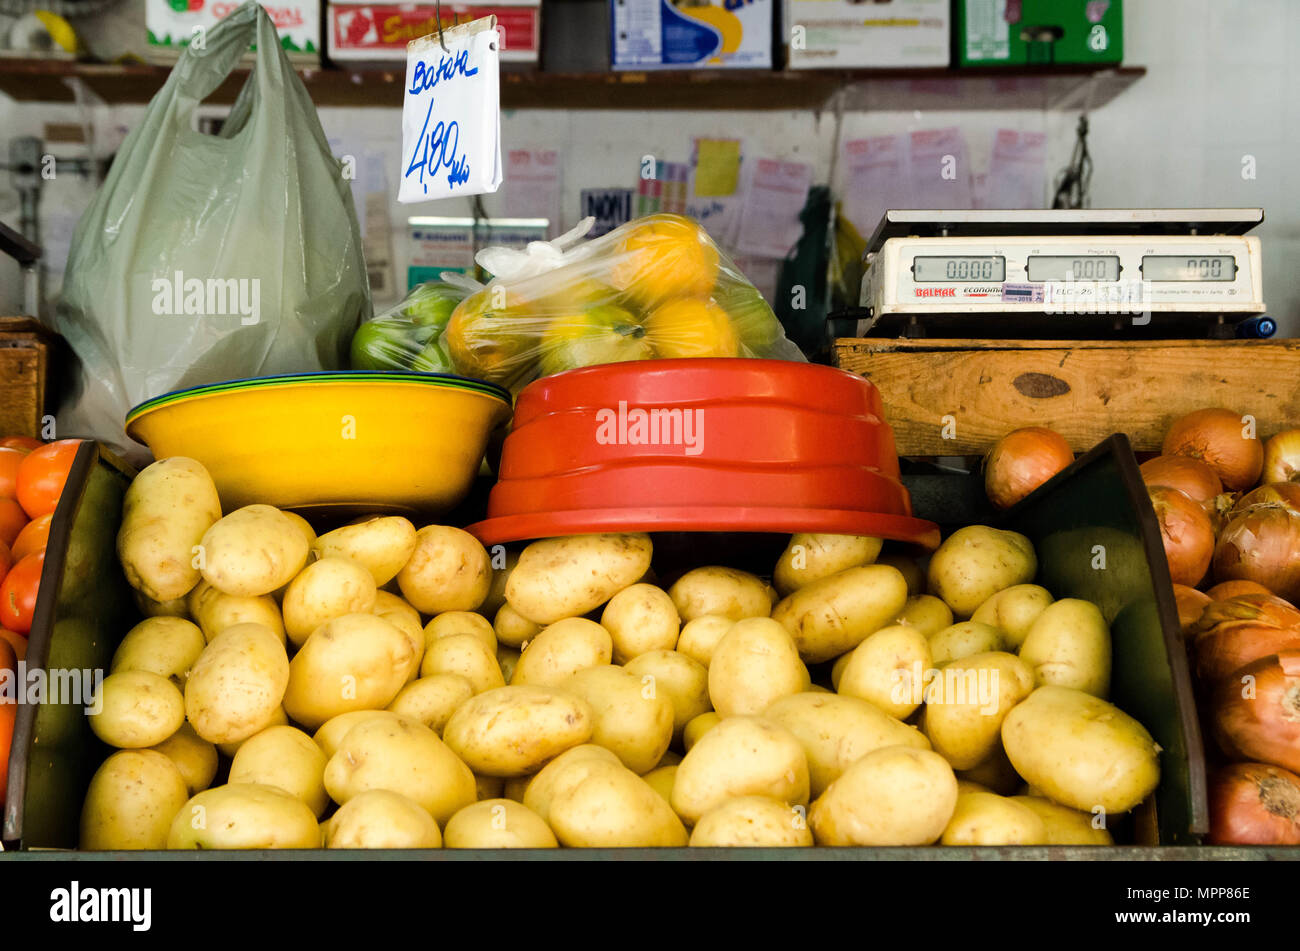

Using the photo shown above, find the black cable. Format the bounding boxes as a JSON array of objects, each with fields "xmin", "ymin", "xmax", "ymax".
[{"xmin": 1052, "ymin": 115, "xmax": 1092, "ymax": 210}]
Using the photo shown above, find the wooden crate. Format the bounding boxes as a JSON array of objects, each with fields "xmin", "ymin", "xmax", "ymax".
[
  {"xmin": 833, "ymin": 338, "xmax": 1300, "ymax": 456},
  {"xmin": 0, "ymin": 317, "xmax": 54, "ymax": 438}
]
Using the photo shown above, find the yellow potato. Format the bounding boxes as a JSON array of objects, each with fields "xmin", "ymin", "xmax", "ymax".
[
  {"xmin": 774, "ymin": 533, "xmax": 882, "ymax": 596},
  {"xmin": 475, "ymin": 774, "xmax": 505, "ymax": 800},
  {"xmin": 836, "ymin": 624, "xmax": 933, "ymax": 720},
  {"xmin": 443, "ymin": 685, "xmax": 595, "ymax": 777},
  {"xmin": 199, "ymin": 504, "xmax": 311, "ymax": 597},
  {"xmin": 80, "ymin": 749, "xmax": 189, "ymax": 850},
  {"xmin": 90, "ymin": 670, "xmax": 186, "ymax": 749},
  {"xmin": 110, "ymin": 616, "xmax": 206, "ymax": 686},
  {"xmin": 672, "ymin": 716, "xmax": 809, "ymax": 825},
  {"xmin": 941, "ymin": 790, "xmax": 1047, "ymax": 845},
  {"xmin": 370, "ymin": 591, "xmax": 424, "ymax": 683},
  {"xmin": 922, "ymin": 651, "xmax": 1035, "ymax": 770},
  {"xmin": 166, "ymin": 783, "xmax": 321, "ymax": 849},
  {"xmin": 1001, "ymin": 685, "xmax": 1160, "ymax": 815},
  {"xmin": 809, "ymin": 746, "xmax": 958, "ymax": 846},
  {"xmin": 282, "ymin": 613, "xmax": 414, "ymax": 729},
  {"xmin": 188, "ymin": 579, "xmax": 286, "ymax": 646},
  {"xmin": 676, "ymin": 615, "xmax": 734, "ymax": 668},
  {"xmin": 548, "ymin": 759, "xmax": 688, "ymax": 847},
  {"xmin": 971, "ymin": 584, "xmax": 1054, "ymax": 649},
  {"xmin": 503, "ymin": 776, "xmax": 532, "ymax": 802},
  {"xmin": 480, "ymin": 547, "xmax": 519, "ymax": 617},
  {"xmin": 668, "ymin": 566, "xmax": 772, "ymax": 622},
  {"xmin": 522, "ymin": 745, "xmax": 623, "ymax": 823},
  {"xmin": 323, "ymin": 714, "xmax": 476, "ymax": 824},
  {"xmin": 929, "ymin": 621, "xmax": 1006, "ymax": 666},
  {"xmin": 926, "ymin": 526, "xmax": 1037, "ymax": 619},
  {"xmin": 894, "ymin": 594, "xmax": 954, "ymax": 637},
  {"xmin": 497, "ymin": 646, "xmax": 520, "ymax": 684},
  {"xmin": 830, "ymin": 652, "xmax": 852, "ymax": 691},
  {"xmin": 771, "ymin": 564, "xmax": 909, "ymax": 664},
  {"xmin": 229, "ymin": 724, "xmax": 329, "ymax": 817},
  {"xmin": 184, "ymin": 622, "xmax": 289, "ymax": 745},
  {"xmin": 149, "ymin": 722, "xmax": 218, "ymax": 794},
  {"xmin": 877, "ymin": 552, "xmax": 924, "ymax": 595},
  {"xmin": 217, "ymin": 706, "xmax": 288, "ymax": 758},
  {"xmin": 117, "ymin": 456, "xmax": 222, "ymax": 603},
  {"xmin": 314, "ymin": 516, "xmax": 417, "ymax": 586},
  {"xmin": 425, "ymin": 611, "xmax": 497, "ymax": 654},
  {"xmin": 282, "ymin": 510, "xmax": 317, "ymax": 547},
  {"xmin": 494, "ymin": 603, "xmax": 542, "ymax": 649},
  {"xmin": 955, "ymin": 743, "xmax": 1024, "ymax": 796},
  {"xmin": 1011, "ymin": 795, "xmax": 1114, "ymax": 845},
  {"xmin": 282, "ymin": 557, "xmax": 378, "ymax": 647},
  {"xmin": 764, "ymin": 692, "xmax": 930, "ymax": 797},
  {"xmin": 689, "ymin": 796, "xmax": 813, "ymax": 847},
  {"xmin": 132, "ymin": 589, "xmax": 189, "ymax": 619},
  {"xmin": 506, "ymin": 533, "xmax": 653, "ymax": 625},
  {"xmin": 313, "ymin": 709, "xmax": 401, "ymax": 759},
  {"xmin": 387, "ymin": 673, "xmax": 475, "ymax": 732},
  {"xmin": 656, "ymin": 749, "xmax": 682, "ymax": 768},
  {"xmin": 443, "ymin": 799, "xmax": 558, "ymax": 848},
  {"xmin": 708, "ymin": 617, "xmax": 807, "ymax": 717},
  {"xmin": 624, "ymin": 650, "xmax": 711, "ymax": 742},
  {"xmin": 324, "ymin": 789, "xmax": 442, "ymax": 848},
  {"xmin": 1017, "ymin": 598, "xmax": 1111, "ymax": 697},
  {"xmin": 398, "ymin": 525, "xmax": 493, "ymax": 615},
  {"xmin": 562, "ymin": 665, "xmax": 674, "ymax": 774},
  {"xmin": 510, "ymin": 617, "xmax": 612, "ymax": 687},
  {"xmin": 601, "ymin": 583, "xmax": 680, "ymax": 663},
  {"xmin": 683, "ymin": 711, "xmax": 722, "ymax": 752},
  {"xmin": 419, "ymin": 633, "xmax": 505, "ymax": 694},
  {"xmin": 643, "ymin": 764, "xmax": 678, "ymax": 803}
]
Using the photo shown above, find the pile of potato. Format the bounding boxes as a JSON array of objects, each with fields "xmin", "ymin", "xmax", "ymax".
[{"xmin": 79, "ymin": 456, "xmax": 1162, "ymax": 849}]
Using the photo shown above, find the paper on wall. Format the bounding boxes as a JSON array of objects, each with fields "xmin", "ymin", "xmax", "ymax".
[
  {"xmin": 907, "ymin": 127, "xmax": 974, "ymax": 209},
  {"xmin": 841, "ymin": 135, "xmax": 910, "ymax": 239},
  {"xmin": 735, "ymin": 158, "xmax": 811, "ymax": 260},
  {"xmin": 503, "ymin": 147, "xmax": 562, "ymax": 235},
  {"xmin": 983, "ymin": 129, "xmax": 1047, "ymax": 209}
]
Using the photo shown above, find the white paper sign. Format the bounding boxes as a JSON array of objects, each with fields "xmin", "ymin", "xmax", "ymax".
[
  {"xmin": 735, "ymin": 159, "xmax": 812, "ymax": 260},
  {"xmin": 398, "ymin": 21, "xmax": 503, "ymax": 203}
]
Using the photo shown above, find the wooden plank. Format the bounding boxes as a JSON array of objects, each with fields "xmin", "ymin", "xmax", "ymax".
[{"xmin": 833, "ymin": 338, "xmax": 1300, "ymax": 455}]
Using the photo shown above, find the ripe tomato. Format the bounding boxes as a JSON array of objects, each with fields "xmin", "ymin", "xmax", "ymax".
[
  {"xmin": 0, "ymin": 550, "xmax": 43, "ymax": 634},
  {"xmin": 0, "ymin": 538, "xmax": 10, "ymax": 585},
  {"xmin": 0, "ymin": 447, "xmax": 25, "ymax": 499},
  {"xmin": 0, "ymin": 498, "xmax": 26, "ymax": 548},
  {"xmin": 10, "ymin": 513, "xmax": 50, "ymax": 562},
  {"xmin": 15, "ymin": 439, "xmax": 80, "ymax": 520},
  {"xmin": 0, "ymin": 637, "xmax": 14, "ymax": 803},
  {"xmin": 0, "ymin": 436, "xmax": 41, "ymax": 452},
  {"xmin": 0, "ymin": 627, "xmax": 26, "ymax": 661}
]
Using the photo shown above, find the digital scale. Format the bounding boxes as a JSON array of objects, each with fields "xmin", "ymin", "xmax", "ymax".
[{"xmin": 854, "ymin": 209, "xmax": 1269, "ymax": 339}]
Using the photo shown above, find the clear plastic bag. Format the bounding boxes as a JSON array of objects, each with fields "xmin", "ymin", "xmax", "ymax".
[{"xmin": 349, "ymin": 282, "xmax": 467, "ymax": 373}]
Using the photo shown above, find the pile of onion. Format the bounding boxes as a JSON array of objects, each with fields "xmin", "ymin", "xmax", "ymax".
[
  {"xmin": 1172, "ymin": 583, "xmax": 1212, "ymax": 635},
  {"xmin": 1208, "ymin": 762, "xmax": 1300, "ymax": 845},
  {"xmin": 983, "ymin": 427, "xmax": 1074, "ymax": 510},
  {"xmin": 1163, "ymin": 408, "xmax": 1264, "ymax": 491},
  {"xmin": 1212, "ymin": 483, "xmax": 1300, "ymax": 603},
  {"xmin": 1205, "ymin": 579, "xmax": 1274, "ymax": 600},
  {"xmin": 1262, "ymin": 428, "xmax": 1300, "ymax": 484},
  {"xmin": 1192, "ymin": 593, "xmax": 1300, "ymax": 683},
  {"xmin": 1212, "ymin": 650, "xmax": 1300, "ymax": 773},
  {"xmin": 1139, "ymin": 454, "xmax": 1223, "ymax": 510},
  {"xmin": 1148, "ymin": 485, "xmax": 1214, "ymax": 587}
]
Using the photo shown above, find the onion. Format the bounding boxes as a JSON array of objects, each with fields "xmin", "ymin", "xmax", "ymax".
[
  {"xmin": 1173, "ymin": 584, "xmax": 1212, "ymax": 634},
  {"xmin": 1163, "ymin": 408, "xmax": 1264, "ymax": 491},
  {"xmin": 1148, "ymin": 486, "xmax": 1214, "ymax": 587},
  {"xmin": 1208, "ymin": 762, "xmax": 1300, "ymax": 845},
  {"xmin": 1140, "ymin": 454, "xmax": 1223, "ymax": 508},
  {"xmin": 1263, "ymin": 429, "xmax": 1300, "ymax": 484},
  {"xmin": 1193, "ymin": 595, "xmax": 1300, "ymax": 683},
  {"xmin": 1213, "ymin": 484, "xmax": 1300, "ymax": 602},
  {"xmin": 983, "ymin": 427, "xmax": 1074, "ymax": 510},
  {"xmin": 1212, "ymin": 650, "xmax": 1300, "ymax": 773}
]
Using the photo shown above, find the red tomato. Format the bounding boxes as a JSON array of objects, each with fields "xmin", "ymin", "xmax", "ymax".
[
  {"xmin": 0, "ymin": 551, "xmax": 43, "ymax": 634},
  {"xmin": 0, "ymin": 628, "xmax": 26, "ymax": 660},
  {"xmin": 0, "ymin": 637, "xmax": 14, "ymax": 803},
  {"xmin": 0, "ymin": 499, "xmax": 26, "ymax": 549},
  {"xmin": 15, "ymin": 439, "xmax": 80, "ymax": 519},
  {"xmin": 0, "ymin": 539, "xmax": 10, "ymax": 585},
  {"xmin": 10, "ymin": 513, "xmax": 50, "ymax": 562},
  {"xmin": 0, "ymin": 436, "xmax": 41, "ymax": 452},
  {"xmin": 0, "ymin": 448, "xmax": 25, "ymax": 499}
]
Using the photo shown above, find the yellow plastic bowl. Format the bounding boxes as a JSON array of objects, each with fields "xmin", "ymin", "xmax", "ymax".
[{"xmin": 125, "ymin": 372, "xmax": 512, "ymax": 516}]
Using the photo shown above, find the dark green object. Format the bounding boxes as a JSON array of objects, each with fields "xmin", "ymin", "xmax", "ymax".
[
  {"xmin": 349, "ymin": 281, "xmax": 468, "ymax": 372},
  {"xmin": 776, "ymin": 185, "xmax": 832, "ymax": 360},
  {"xmin": 956, "ymin": 0, "xmax": 1123, "ymax": 67}
]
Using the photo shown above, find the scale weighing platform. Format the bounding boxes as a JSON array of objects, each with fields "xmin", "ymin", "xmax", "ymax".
[{"xmin": 853, "ymin": 209, "xmax": 1269, "ymax": 339}]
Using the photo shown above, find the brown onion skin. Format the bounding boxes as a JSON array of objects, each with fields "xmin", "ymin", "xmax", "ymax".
[
  {"xmin": 1262, "ymin": 429, "xmax": 1300, "ymax": 484},
  {"xmin": 1212, "ymin": 650, "xmax": 1300, "ymax": 773},
  {"xmin": 1208, "ymin": 762, "xmax": 1300, "ymax": 845},
  {"xmin": 1213, "ymin": 488, "xmax": 1300, "ymax": 603},
  {"xmin": 1206, "ymin": 580, "xmax": 1274, "ymax": 600},
  {"xmin": 1140, "ymin": 454, "xmax": 1223, "ymax": 508},
  {"xmin": 1173, "ymin": 584, "xmax": 1212, "ymax": 634},
  {"xmin": 984, "ymin": 427, "xmax": 1074, "ymax": 510},
  {"xmin": 1148, "ymin": 486, "xmax": 1215, "ymax": 587},
  {"xmin": 1163, "ymin": 408, "xmax": 1264, "ymax": 491},
  {"xmin": 1194, "ymin": 593, "xmax": 1300, "ymax": 682}
]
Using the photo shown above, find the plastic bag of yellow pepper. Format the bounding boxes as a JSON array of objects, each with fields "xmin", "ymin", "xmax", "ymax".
[{"xmin": 438, "ymin": 213, "xmax": 806, "ymax": 392}]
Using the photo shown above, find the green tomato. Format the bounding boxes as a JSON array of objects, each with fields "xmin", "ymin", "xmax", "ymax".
[
  {"xmin": 350, "ymin": 318, "xmax": 435, "ymax": 371},
  {"xmin": 404, "ymin": 282, "xmax": 466, "ymax": 331},
  {"xmin": 714, "ymin": 282, "xmax": 782, "ymax": 354},
  {"xmin": 411, "ymin": 339, "xmax": 456, "ymax": 373}
]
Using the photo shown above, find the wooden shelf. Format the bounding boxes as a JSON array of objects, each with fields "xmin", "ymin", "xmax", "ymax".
[{"xmin": 0, "ymin": 57, "xmax": 1145, "ymax": 111}]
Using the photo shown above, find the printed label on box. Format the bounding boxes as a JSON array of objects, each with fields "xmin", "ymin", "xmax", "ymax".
[
  {"xmin": 146, "ymin": 0, "xmax": 319, "ymax": 54},
  {"xmin": 612, "ymin": 0, "xmax": 772, "ymax": 70},
  {"xmin": 329, "ymin": 1, "xmax": 540, "ymax": 61}
]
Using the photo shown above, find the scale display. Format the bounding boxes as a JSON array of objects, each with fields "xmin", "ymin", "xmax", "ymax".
[
  {"xmin": 1026, "ymin": 255, "xmax": 1121, "ymax": 282},
  {"xmin": 913, "ymin": 256, "xmax": 1006, "ymax": 282},
  {"xmin": 1141, "ymin": 255, "xmax": 1236, "ymax": 281}
]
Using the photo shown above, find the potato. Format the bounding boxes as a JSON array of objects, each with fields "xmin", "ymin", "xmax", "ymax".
[
  {"xmin": 601, "ymin": 584, "xmax": 680, "ymax": 663},
  {"xmin": 323, "ymin": 714, "xmax": 476, "ymax": 823},
  {"xmin": 1017, "ymin": 598, "xmax": 1111, "ymax": 697},
  {"xmin": 668, "ymin": 566, "xmax": 772, "ymax": 622},
  {"xmin": 282, "ymin": 613, "xmax": 414, "ymax": 729},
  {"xmin": 548, "ymin": 759, "xmax": 688, "ymax": 847},
  {"xmin": 282, "ymin": 557, "xmax": 378, "ymax": 647},
  {"xmin": 689, "ymin": 796, "xmax": 813, "ymax": 847},
  {"xmin": 314, "ymin": 516, "xmax": 417, "ymax": 586},
  {"xmin": 562, "ymin": 666, "xmax": 674, "ymax": 774},
  {"xmin": 313, "ymin": 710, "xmax": 401, "ymax": 759},
  {"xmin": 480, "ymin": 548, "xmax": 518, "ymax": 618},
  {"xmin": 774, "ymin": 533, "xmax": 882, "ymax": 596},
  {"xmin": 672, "ymin": 716, "xmax": 810, "ymax": 825},
  {"xmin": 929, "ymin": 621, "xmax": 1006, "ymax": 666},
  {"xmin": 926, "ymin": 526, "xmax": 1037, "ymax": 619},
  {"xmin": 503, "ymin": 776, "xmax": 532, "ymax": 802},
  {"xmin": 475, "ymin": 774, "xmax": 505, "ymax": 800},
  {"xmin": 398, "ymin": 525, "xmax": 492, "ymax": 615},
  {"xmin": 282, "ymin": 511, "xmax": 317, "ymax": 547},
  {"xmin": 971, "ymin": 584, "xmax": 1054, "ymax": 649},
  {"xmin": 167, "ymin": 783, "xmax": 321, "ymax": 849},
  {"xmin": 894, "ymin": 594, "xmax": 954, "ymax": 636},
  {"xmin": 324, "ymin": 789, "xmax": 441, "ymax": 848},
  {"xmin": 443, "ymin": 799, "xmax": 558, "ymax": 848},
  {"xmin": 80, "ymin": 749, "xmax": 189, "ymax": 850},
  {"xmin": 497, "ymin": 646, "xmax": 520, "ymax": 684},
  {"xmin": 643, "ymin": 764, "xmax": 677, "ymax": 803},
  {"xmin": 149, "ymin": 722, "xmax": 218, "ymax": 794},
  {"xmin": 809, "ymin": 745, "xmax": 958, "ymax": 846},
  {"xmin": 922, "ymin": 651, "xmax": 1035, "ymax": 770},
  {"xmin": 229, "ymin": 725, "xmax": 329, "ymax": 816},
  {"xmin": 955, "ymin": 743, "xmax": 1023, "ymax": 796},
  {"xmin": 1012, "ymin": 795, "xmax": 1114, "ymax": 845},
  {"xmin": 836, "ymin": 624, "xmax": 932, "ymax": 720},
  {"xmin": 217, "ymin": 706, "xmax": 288, "ymax": 758},
  {"xmin": 771, "ymin": 564, "xmax": 909, "ymax": 664},
  {"xmin": 419, "ymin": 633, "xmax": 505, "ymax": 695},
  {"xmin": 370, "ymin": 591, "xmax": 424, "ymax": 683},
  {"xmin": 876, "ymin": 552, "xmax": 924, "ymax": 595},
  {"xmin": 1001, "ymin": 685, "xmax": 1160, "ymax": 815},
  {"xmin": 510, "ymin": 618, "xmax": 612, "ymax": 687},
  {"xmin": 764, "ymin": 692, "xmax": 930, "ymax": 797},
  {"xmin": 507, "ymin": 533, "xmax": 652, "ymax": 625},
  {"xmin": 117, "ymin": 456, "xmax": 222, "ymax": 603},
  {"xmin": 199, "ymin": 504, "xmax": 311, "ymax": 597},
  {"xmin": 132, "ymin": 588, "xmax": 189, "ymax": 619},
  {"xmin": 90, "ymin": 670, "xmax": 185, "ymax": 748},
  {"xmin": 443, "ymin": 685, "xmax": 595, "ymax": 777},
  {"xmin": 184, "ymin": 622, "xmax": 289, "ymax": 745},
  {"xmin": 493, "ymin": 603, "xmax": 541, "ymax": 650},
  {"xmin": 941, "ymin": 790, "xmax": 1047, "ymax": 845},
  {"xmin": 830, "ymin": 652, "xmax": 852, "ymax": 691},
  {"xmin": 624, "ymin": 650, "xmax": 711, "ymax": 742},
  {"xmin": 425, "ymin": 611, "xmax": 497, "ymax": 654},
  {"xmin": 656, "ymin": 749, "xmax": 682, "ymax": 768},
  {"xmin": 110, "ymin": 616, "xmax": 206, "ymax": 686},
  {"xmin": 387, "ymin": 673, "xmax": 475, "ymax": 732},
  {"xmin": 522, "ymin": 745, "xmax": 623, "ymax": 822},
  {"xmin": 676, "ymin": 615, "xmax": 733, "ymax": 668},
  {"xmin": 188, "ymin": 580, "xmax": 286, "ymax": 646},
  {"xmin": 708, "ymin": 617, "xmax": 807, "ymax": 717},
  {"xmin": 683, "ymin": 712, "xmax": 722, "ymax": 752}
]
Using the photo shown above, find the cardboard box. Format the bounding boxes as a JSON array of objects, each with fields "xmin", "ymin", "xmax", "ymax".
[
  {"xmin": 786, "ymin": 0, "xmax": 949, "ymax": 70},
  {"xmin": 327, "ymin": 0, "xmax": 540, "ymax": 64},
  {"xmin": 145, "ymin": 0, "xmax": 320, "ymax": 63},
  {"xmin": 611, "ymin": 0, "xmax": 773, "ymax": 70},
  {"xmin": 956, "ymin": 0, "xmax": 1123, "ymax": 67}
]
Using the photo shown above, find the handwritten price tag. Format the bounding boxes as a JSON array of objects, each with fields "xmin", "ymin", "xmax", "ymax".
[{"xmin": 398, "ymin": 17, "xmax": 502, "ymax": 203}]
